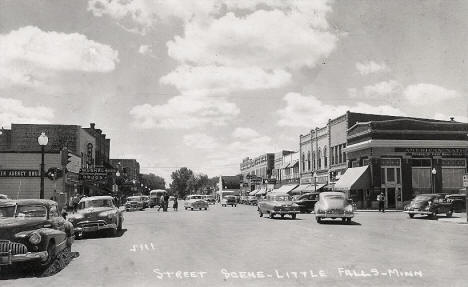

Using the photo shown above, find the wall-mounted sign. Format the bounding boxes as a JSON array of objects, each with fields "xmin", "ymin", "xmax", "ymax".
[
  {"xmin": 79, "ymin": 167, "xmax": 115, "ymax": 181},
  {"xmin": 0, "ymin": 170, "xmax": 40, "ymax": 177},
  {"xmin": 396, "ymin": 148, "xmax": 467, "ymax": 157}
]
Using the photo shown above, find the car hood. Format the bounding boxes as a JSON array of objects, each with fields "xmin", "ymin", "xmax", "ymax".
[
  {"xmin": 409, "ymin": 201, "xmax": 428, "ymax": 209},
  {"xmin": 71, "ymin": 207, "xmax": 115, "ymax": 218},
  {"xmin": 0, "ymin": 218, "xmax": 47, "ymax": 240},
  {"xmin": 271, "ymin": 201, "xmax": 296, "ymax": 207}
]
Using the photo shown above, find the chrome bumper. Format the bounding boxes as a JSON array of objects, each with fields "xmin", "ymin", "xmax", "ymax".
[
  {"xmin": 0, "ymin": 251, "xmax": 48, "ymax": 265},
  {"xmin": 405, "ymin": 210, "xmax": 432, "ymax": 215},
  {"xmin": 271, "ymin": 210, "xmax": 300, "ymax": 214},
  {"xmin": 316, "ymin": 213, "xmax": 354, "ymax": 218},
  {"xmin": 74, "ymin": 221, "xmax": 116, "ymax": 233}
]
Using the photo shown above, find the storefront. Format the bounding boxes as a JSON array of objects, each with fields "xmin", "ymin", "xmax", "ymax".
[{"xmin": 345, "ymin": 118, "xmax": 468, "ymax": 209}]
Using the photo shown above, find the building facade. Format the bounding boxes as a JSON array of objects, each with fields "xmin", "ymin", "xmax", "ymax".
[
  {"xmin": 344, "ymin": 118, "xmax": 468, "ymax": 209},
  {"xmin": 0, "ymin": 124, "xmax": 97, "ymax": 200},
  {"xmin": 83, "ymin": 123, "xmax": 111, "ymax": 167},
  {"xmin": 110, "ymin": 159, "xmax": 140, "ymax": 180},
  {"xmin": 239, "ymin": 153, "xmax": 275, "ymax": 194}
]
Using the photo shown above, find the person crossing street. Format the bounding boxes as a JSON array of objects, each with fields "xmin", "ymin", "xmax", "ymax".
[{"xmin": 377, "ymin": 192, "xmax": 385, "ymax": 213}]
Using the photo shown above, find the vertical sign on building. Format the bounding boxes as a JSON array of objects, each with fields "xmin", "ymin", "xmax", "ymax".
[{"xmin": 87, "ymin": 143, "xmax": 94, "ymax": 166}]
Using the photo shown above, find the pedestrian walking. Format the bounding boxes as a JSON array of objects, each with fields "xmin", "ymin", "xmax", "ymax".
[
  {"xmin": 163, "ymin": 194, "xmax": 170, "ymax": 212},
  {"xmin": 173, "ymin": 196, "xmax": 178, "ymax": 211},
  {"xmin": 377, "ymin": 192, "xmax": 385, "ymax": 212},
  {"xmin": 158, "ymin": 195, "xmax": 165, "ymax": 212}
]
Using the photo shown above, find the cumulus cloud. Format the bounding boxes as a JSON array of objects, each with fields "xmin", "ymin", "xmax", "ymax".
[
  {"xmin": 167, "ymin": 10, "xmax": 336, "ymax": 70},
  {"xmin": 232, "ymin": 127, "xmax": 260, "ymax": 139},
  {"xmin": 355, "ymin": 61, "xmax": 389, "ymax": 75},
  {"xmin": 160, "ymin": 65, "xmax": 291, "ymax": 96},
  {"xmin": 129, "ymin": 95, "xmax": 239, "ymax": 129},
  {"xmin": 403, "ymin": 83, "xmax": 459, "ymax": 105},
  {"xmin": 183, "ymin": 133, "xmax": 219, "ymax": 149},
  {"xmin": 0, "ymin": 26, "xmax": 119, "ymax": 88},
  {"xmin": 350, "ymin": 80, "xmax": 402, "ymax": 98},
  {"xmin": 0, "ymin": 97, "xmax": 54, "ymax": 128},
  {"xmin": 277, "ymin": 92, "xmax": 405, "ymax": 127}
]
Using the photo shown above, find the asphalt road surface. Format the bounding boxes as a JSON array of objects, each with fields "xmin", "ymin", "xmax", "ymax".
[{"xmin": 2, "ymin": 203, "xmax": 468, "ymax": 287}]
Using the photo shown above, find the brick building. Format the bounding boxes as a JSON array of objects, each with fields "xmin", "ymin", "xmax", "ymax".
[
  {"xmin": 110, "ymin": 159, "xmax": 140, "ymax": 180},
  {"xmin": 83, "ymin": 123, "xmax": 111, "ymax": 167}
]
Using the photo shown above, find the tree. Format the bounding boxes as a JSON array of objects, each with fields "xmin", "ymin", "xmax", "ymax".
[
  {"xmin": 140, "ymin": 173, "xmax": 166, "ymax": 192},
  {"xmin": 170, "ymin": 167, "xmax": 194, "ymax": 198}
]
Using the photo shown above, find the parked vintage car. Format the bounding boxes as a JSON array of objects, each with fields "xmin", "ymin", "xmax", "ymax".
[
  {"xmin": 125, "ymin": 196, "xmax": 145, "ymax": 211},
  {"xmin": 0, "ymin": 199, "xmax": 74, "ymax": 269},
  {"xmin": 184, "ymin": 195, "xmax": 209, "ymax": 211},
  {"xmin": 203, "ymin": 195, "xmax": 216, "ymax": 205},
  {"xmin": 149, "ymin": 190, "xmax": 167, "ymax": 208},
  {"xmin": 293, "ymin": 192, "xmax": 319, "ymax": 213},
  {"xmin": 246, "ymin": 196, "xmax": 258, "ymax": 206},
  {"xmin": 445, "ymin": 194, "xmax": 466, "ymax": 212},
  {"xmin": 314, "ymin": 192, "xmax": 354, "ymax": 224},
  {"xmin": 141, "ymin": 196, "xmax": 150, "ymax": 209},
  {"xmin": 67, "ymin": 196, "xmax": 124, "ymax": 238},
  {"xmin": 221, "ymin": 195, "xmax": 237, "ymax": 207},
  {"xmin": 404, "ymin": 193, "xmax": 453, "ymax": 218},
  {"xmin": 0, "ymin": 194, "xmax": 8, "ymax": 200},
  {"xmin": 257, "ymin": 194, "xmax": 300, "ymax": 219}
]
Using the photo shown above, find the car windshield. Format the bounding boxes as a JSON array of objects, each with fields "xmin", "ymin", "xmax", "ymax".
[
  {"xmin": 127, "ymin": 197, "xmax": 142, "ymax": 202},
  {"xmin": 0, "ymin": 204, "xmax": 47, "ymax": 219},
  {"xmin": 79, "ymin": 199, "xmax": 113, "ymax": 209},
  {"xmin": 189, "ymin": 196, "xmax": 203, "ymax": 200}
]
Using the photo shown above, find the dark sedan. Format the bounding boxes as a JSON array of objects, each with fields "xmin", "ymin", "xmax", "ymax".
[
  {"xmin": 445, "ymin": 194, "xmax": 466, "ymax": 212},
  {"xmin": 404, "ymin": 194, "xmax": 453, "ymax": 218},
  {"xmin": 293, "ymin": 192, "xmax": 319, "ymax": 213}
]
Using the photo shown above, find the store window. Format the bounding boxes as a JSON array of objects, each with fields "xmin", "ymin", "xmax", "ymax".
[
  {"xmin": 362, "ymin": 158, "xmax": 369, "ymax": 166},
  {"xmin": 307, "ymin": 151, "xmax": 311, "ymax": 170},
  {"xmin": 338, "ymin": 145, "xmax": 342, "ymax": 163},
  {"xmin": 323, "ymin": 146, "xmax": 328, "ymax": 168},
  {"xmin": 442, "ymin": 159, "xmax": 466, "ymax": 191},
  {"xmin": 411, "ymin": 158, "xmax": 431, "ymax": 194},
  {"xmin": 317, "ymin": 148, "xmax": 322, "ymax": 169}
]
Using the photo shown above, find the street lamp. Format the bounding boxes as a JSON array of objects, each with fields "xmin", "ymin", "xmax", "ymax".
[
  {"xmin": 313, "ymin": 174, "xmax": 317, "ymax": 193},
  {"xmin": 431, "ymin": 168, "xmax": 437, "ymax": 194},
  {"xmin": 38, "ymin": 132, "xmax": 48, "ymax": 199}
]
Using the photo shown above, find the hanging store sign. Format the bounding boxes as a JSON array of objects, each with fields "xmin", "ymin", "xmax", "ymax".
[
  {"xmin": 396, "ymin": 148, "xmax": 467, "ymax": 157},
  {"xmin": 79, "ymin": 167, "xmax": 115, "ymax": 181},
  {"xmin": 0, "ymin": 169, "xmax": 40, "ymax": 177}
]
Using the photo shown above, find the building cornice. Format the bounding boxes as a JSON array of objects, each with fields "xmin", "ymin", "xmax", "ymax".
[{"xmin": 345, "ymin": 139, "xmax": 468, "ymax": 153}]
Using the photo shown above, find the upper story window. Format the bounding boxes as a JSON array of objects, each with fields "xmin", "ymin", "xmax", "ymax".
[
  {"xmin": 323, "ymin": 146, "xmax": 328, "ymax": 168},
  {"xmin": 307, "ymin": 151, "xmax": 311, "ymax": 170}
]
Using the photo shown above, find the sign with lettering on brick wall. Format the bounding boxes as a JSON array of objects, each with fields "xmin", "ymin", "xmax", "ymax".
[{"xmin": 0, "ymin": 170, "xmax": 40, "ymax": 177}]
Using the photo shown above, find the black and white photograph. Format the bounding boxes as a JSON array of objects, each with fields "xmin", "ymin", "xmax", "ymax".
[{"xmin": 0, "ymin": 1, "xmax": 467, "ymax": 286}]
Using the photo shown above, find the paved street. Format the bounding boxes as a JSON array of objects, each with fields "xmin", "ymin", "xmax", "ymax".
[{"xmin": 2, "ymin": 203, "xmax": 468, "ymax": 287}]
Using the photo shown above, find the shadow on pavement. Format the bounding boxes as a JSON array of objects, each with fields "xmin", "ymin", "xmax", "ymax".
[
  {"xmin": 318, "ymin": 220, "xmax": 361, "ymax": 226},
  {"xmin": 77, "ymin": 228, "xmax": 128, "ymax": 240},
  {"xmin": 0, "ymin": 248, "xmax": 80, "ymax": 280}
]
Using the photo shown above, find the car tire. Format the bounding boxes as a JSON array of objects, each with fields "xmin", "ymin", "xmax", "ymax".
[
  {"xmin": 269, "ymin": 212, "xmax": 274, "ymax": 219},
  {"xmin": 346, "ymin": 218, "xmax": 352, "ymax": 224},
  {"xmin": 316, "ymin": 217, "xmax": 321, "ymax": 224},
  {"xmin": 40, "ymin": 241, "xmax": 57, "ymax": 268},
  {"xmin": 431, "ymin": 211, "xmax": 437, "ymax": 219},
  {"xmin": 291, "ymin": 214, "xmax": 296, "ymax": 220},
  {"xmin": 446, "ymin": 210, "xmax": 453, "ymax": 217},
  {"xmin": 281, "ymin": 214, "xmax": 285, "ymax": 219},
  {"xmin": 342, "ymin": 218, "xmax": 346, "ymax": 223},
  {"xmin": 109, "ymin": 227, "xmax": 117, "ymax": 237},
  {"xmin": 191, "ymin": 208, "xmax": 194, "ymax": 211},
  {"xmin": 409, "ymin": 214, "xmax": 414, "ymax": 218},
  {"xmin": 259, "ymin": 211, "xmax": 263, "ymax": 217}
]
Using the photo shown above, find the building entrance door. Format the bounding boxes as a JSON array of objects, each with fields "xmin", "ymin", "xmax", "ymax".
[
  {"xmin": 386, "ymin": 188, "xmax": 396, "ymax": 209},
  {"xmin": 380, "ymin": 159, "xmax": 402, "ymax": 209}
]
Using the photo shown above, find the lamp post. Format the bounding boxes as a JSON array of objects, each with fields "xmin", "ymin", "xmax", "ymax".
[
  {"xmin": 38, "ymin": 132, "xmax": 48, "ymax": 199},
  {"xmin": 313, "ymin": 173, "xmax": 317, "ymax": 193},
  {"xmin": 431, "ymin": 168, "xmax": 437, "ymax": 194}
]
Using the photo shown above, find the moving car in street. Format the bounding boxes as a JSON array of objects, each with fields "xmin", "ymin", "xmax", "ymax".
[
  {"xmin": 125, "ymin": 196, "xmax": 145, "ymax": 211},
  {"xmin": 0, "ymin": 199, "xmax": 74, "ymax": 270},
  {"xmin": 149, "ymin": 189, "xmax": 167, "ymax": 208},
  {"xmin": 293, "ymin": 192, "xmax": 319, "ymax": 213},
  {"xmin": 67, "ymin": 196, "xmax": 124, "ymax": 239},
  {"xmin": 246, "ymin": 196, "xmax": 258, "ymax": 206},
  {"xmin": 221, "ymin": 195, "xmax": 237, "ymax": 207},
  {"xmin": 314, "ymin": 192, "xmax": 354, "ymax": 224},
  {"xmin": 404, "ymin": 193, "xmax": 453, "ymax": 218},
  {"xmin": 257, "ymin": 194, "xmax": 299, "ymax": 219},
  {"xmin": 142, "ymin": 196, "xmax": 150, "ymax": 209},
  {"xmin": 184, "ymin": 195, "xmax": 209, "ymax": 211},
  {"xmin": 203, "ymin": 195, "xmax": 216, "ymax": 205},
  {"xmin": 445, "ymin": 194, "xmax": 466, "ymax": 212}
]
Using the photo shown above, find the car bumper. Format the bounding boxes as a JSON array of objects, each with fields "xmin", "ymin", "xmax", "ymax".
[
  {"xmin": 0, "ymin": 251, "xmax": 48, "ymax": 265},
  {"xmin": 316, "ymin": 213, "xmax": 354, "ymax": 218},
  {"xmin": 404, "ymin": 210, "xmax": 432, "ymax": 215},
  {"xmin": 74, "ymin": 221, "xmax": 117, "ymax": 233},
  {"xmin": 271, "ymin": 210, "xmax": 300, "ymax": 214}
]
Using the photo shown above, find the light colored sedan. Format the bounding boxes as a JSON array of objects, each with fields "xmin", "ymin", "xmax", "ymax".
[
  {"xmin": 314, "ymin": 192, "xmax": 354, "ymax": 224},
  {"xmin": 184, "ymin": 195, "xmax": 209, "ymax": 211}
]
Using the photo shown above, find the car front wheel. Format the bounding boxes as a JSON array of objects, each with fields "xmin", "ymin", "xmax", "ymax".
[
  {"xmin": 269, "ymin": 212, "xmax": 275, "ymax": 219},
  {"xmin": 291, "ymin": 214, "xmax": 296, "ymax": 220},
  {"xmin": 446, "ymin": 210, "xmax": 453, "ymax": 217},
  {"xmin": 316, "ymin": 217, "xmax": 321, "ymax": 223},
  {"xmin": 409, "ymin": 214, "xmax": 414, "ymax": 218},
  {"xmin": 40, "ymin": 241, "xmax": 56, "ymax": 268}
]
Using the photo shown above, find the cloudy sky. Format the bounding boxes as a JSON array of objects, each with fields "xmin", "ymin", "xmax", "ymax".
[{"xmin": 1, "ymin": 0, "xmax": 467, "ymax": 183}]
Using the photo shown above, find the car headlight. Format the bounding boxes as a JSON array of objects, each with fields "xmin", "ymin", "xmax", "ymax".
[
  {"xmin": 424, "ymin": 205, "xmax": 430, "ymax": 210},
  {"xmin": 29, "ymin": 232, "xmax": 41, "ymax": 245},
  {"xmin": 345, "ymin": 206, "xmax": 353, "ymax": 212}
]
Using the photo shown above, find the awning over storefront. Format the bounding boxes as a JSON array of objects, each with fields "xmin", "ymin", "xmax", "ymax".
[
  {"xmin": 281, "ymin": 162, "xmax": 290, "ymax": 169},
  {"xmin": 290, "ymin": 160, "xmax": 299, "ymax": 167},
  {"xmin": 270, "ymin": 184, "xmax": 299, "ymax": 194},
  {"xmin": 255, "ymin": 187, "xmax": 267, "ymax": 195},
  {"xmin": 290, "ymin": 183, "xmax": 326, "ymax": 195},
  {"xmin": 334, "ymin": 166, "xmax": 370, "ymax": 191},
  {"xmin": 249, "ymin": 189, "xmax": 259, "ymax": 196}
]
